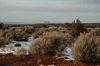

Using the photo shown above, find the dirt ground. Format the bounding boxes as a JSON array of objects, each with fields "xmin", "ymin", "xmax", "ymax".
[{"xmin": 0, "ymin": 54, "xmax": 100, "ymax": 66}]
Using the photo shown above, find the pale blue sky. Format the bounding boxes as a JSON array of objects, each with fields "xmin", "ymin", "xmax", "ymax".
[{"xmin": 0, "ymin": 0, "xmax": 100, "ymax": 23}]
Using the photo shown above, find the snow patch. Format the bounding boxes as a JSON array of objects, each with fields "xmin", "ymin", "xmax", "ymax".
[
  {"xmin": 57, "ymin": 47, "xmax": 74, "ymax": 61},
  {"xmin": 0, "ymin": 36, "xmax": 34, "ymax": 55},
  {"xmin": 0, "ymin": 36, "xmax": 74, "ymax": 61}
]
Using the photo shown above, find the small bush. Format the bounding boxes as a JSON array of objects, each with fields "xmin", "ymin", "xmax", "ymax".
[
  {"xmin": 26, "ymin": 26, "xmax": 35, "ymax": 34},
  {"xmin": 32, "ymin": 28, "xmax": 48, "ymax": 38},
  {"xmin": 6, "ymin": 33, "xmax": 13, "ymax": 39},
  {"xmin": 63, "ymin": 22, "xmax": 71, "ymax": 28},
  {"xmin": 28, "ymin": 31, "xmax": 74, "ymax": 56},
  {"xmin": 57, "ymin": 26, "xmax": 71, "ymax": 34},
  {"xmin": 89, "ymin": 29, "xmax": 100, "ymax": 36},
  {"xmin": 15, "ymin": 43, "xmax": 21, "ymax": 47},
  {"xmin": 48, "ymin": 26, "xmax": 58, "ymax": 31},
  {"xmin": 71, "ymin": 33, "xmax": 100, "ymax": 63},
  {"xmin": 35, "ymin": 25, "xmax": 40, "ymax": 28},
  {"xmin": 0, "ymin": 23, "xmax": 3, "ymax": 29},
  {"xmin": 1, "ymin": 46, "xmax": 5, "ymax": 51},
  {"xmin": 15, "ymin": 47, "xmax": 27, "ymax": 57},
  {"xmin": 41, "ymin": 24, "xmax": 48, "ymax": 28},
  {"xmin": 0, "ymin": 37, "xmax": 9, "ymax": 47},
  {"xmin": 4, "ymin": 26, "xmax": 34, "ymax": 41}
]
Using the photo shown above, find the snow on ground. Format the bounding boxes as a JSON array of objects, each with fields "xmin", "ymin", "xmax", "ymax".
[
  {"xmin": 27, "ymin": 36, "xmax": 34, "ymax": 42},
  {"xmin": 64, "ymin": 47, "xmax": 74, "ymax": 61},
  {"xmin": 0, "ymin": 36, "xmax": 34, "ymax": 55},
  {"xmin": 57, "ymin": 47, "xmax": 74, "ymax": 61},
  {"xmin": 0, "ymin": 36, "xmax": 74, "ymax": 61}
]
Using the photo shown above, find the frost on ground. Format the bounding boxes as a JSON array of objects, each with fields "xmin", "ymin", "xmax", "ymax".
[{"xmin": 0, "ymin": 36, "xmax": 34, "ymax": 55}]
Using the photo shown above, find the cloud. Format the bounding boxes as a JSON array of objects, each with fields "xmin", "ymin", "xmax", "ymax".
[
  {"xmin": 0, "ymin": 0, "xmax": 100, "ymax": 23},
  {"xmin": 0, "ymin": 0, "xmax": 100, "ymax": 13}
]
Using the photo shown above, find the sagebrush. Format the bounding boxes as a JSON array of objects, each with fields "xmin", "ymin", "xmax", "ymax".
[
  {"xmin": 71, "ymin": 33, "xmax": 100, "ymax": 63},
  {"xmin": 15, "ymin": 47, "xmax": 27, "ymax": 57},
  {"xmin": 28, "ymin": 31, "xmax": 74, "ymax": 55}
]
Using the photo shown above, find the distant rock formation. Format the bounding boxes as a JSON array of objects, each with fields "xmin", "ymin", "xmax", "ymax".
[{"xmin": 40, "ymin": 21, "xmax": 49, "ymax": 24}]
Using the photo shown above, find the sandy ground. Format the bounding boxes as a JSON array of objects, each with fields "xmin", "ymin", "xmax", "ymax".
[{"xmin": 0, "ymin": 54, "xmax": 100, "ymax": 66}]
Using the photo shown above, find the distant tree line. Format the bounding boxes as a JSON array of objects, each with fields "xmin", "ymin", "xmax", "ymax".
[
  {"xmin": 0, "ymin": 22, "xmax": 3, "ymax": 29},
  {"xmin": 35, "ymin": 24, "xmax": 48, "ymax": 28}
]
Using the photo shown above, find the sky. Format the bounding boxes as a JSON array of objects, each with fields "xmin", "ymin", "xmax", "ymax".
[{"xmin": 0, "ymin": 0, "xmax": 100, "ymax": 23}]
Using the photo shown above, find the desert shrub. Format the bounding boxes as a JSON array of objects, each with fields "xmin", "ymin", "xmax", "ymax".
[
  {"xmin": 5, "ymin": 26, "xmax": 34, "ymax": 41},
  {"xmin": 25, "ymin": 26, "xmax": 35, "ymax": 34},
  {"xmin": 0, "ymin": 37, "xmax": 9, "ymax": 47},
  {"xmin": 13, "ymin": 32, "xmax": 30, "ymax": 41},
  {"xmin": 15, "ymin": 47, "xmax": 27, "ymax": 57},
  {"xmin": 63, "ymin": 22, "xmax": 71, "ymax": 28},
  {"xmin": 6, "ymin": 33, "xmax": 13, "ymax": 39},
  {"xmin": 1, "ymin": 46, "xmax": 5, "ymax": 51},
  {"xmin": 0, "ymin": 23, "xmax": 3, "ymax": 29},
  {"xmin": 58, "ymin": 26, "xmax": 66, "ymax": 32},
  {"xmin": 4, "ymin": 29, "xmax": 11, "ymax": 34},
  {"xmin": 89, "ymin": 28, "xmax": 100, "ymax": 36},
  {"xmin": 87, "ymin": 28, "xmax": 92, "ymax": 32},
  {"xmin": 63, "ymin": 34, "xmax": 75, "ymax": 47},
  {"xmin": 35, "ymin": 25, "xmax": 40, "ymax": 28},
  {"xmin": 33, "ymin": 26, "xmax": 71, "ymax": 39},
  {"xmin": 41, "ymin": 24, "xmax": 48, "ymax": 28},
  {"xmin": 63, "ymin": 30, "xmax": 71, "ymax": 35},
  {"xmin": 2, "ymin": 25, "xmax": 9, "ymax": 30},
  {"xmin": 33, "ymin": 26, "xmax": 63, "ymax": 39},
  {"xmin": 28, "ymin": 31, "xmax": 74, "ymax": 55},
  {"xmin": 57, "ymin": 26, "xmax": 64, "ymax": 31},
  {"xmin": 9, "ymin": 27, "xmax": 16, "ymax": 31},
  {"xmin": 10, "ymin": 28, "xmax": 30, "ymax": 41},
  {"xmin": 15, "ymin": 43, "xmax": 21, "ymax": 47},
  {"xmin": 71, "ymin": 19, "xmax": 87, "ymax": 38},
  {"xmin": 71, "ymin": 33, "xmax": 100, "ymax": 63},
  {"xmin": 15, "ymin": 28, "xmax": 22, "ymax": 32},
  {"xmin": 0, "ymin": 29, "xmax": 4, "ymax": 37},
  {"xmin": 42, "ymin": 32, "xmax": 74, "ymax": 47},
  {"xmin": 32, "ymin": 33, "xmax": 39, "ymax": 38},
  {"xmin": 57, "ymin": 26, "xmax": 71, "ymax": 35},
  {"xmin": 48, "ymin": 26, "xmax": 58, "ymax": 31},
  {"xmin": 32, "ymin": 28, "xmax": 48, "ymax": 38}
]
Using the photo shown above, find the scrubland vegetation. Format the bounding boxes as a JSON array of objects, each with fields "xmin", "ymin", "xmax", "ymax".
[
  {"xmin": 0, "ymin": 19, "xmax": 100, "ymax": 65},
  {"xmin": 0, "ymin": 24, "xmax": 35, "ymax": 47},
  {"xmin": 29, "ymin": 31, "xmax": 74, "ymax": 55},
  {"xmin": 15, "ymin": 47, "xmax": 27, "ymax": 57},
  {"xmin": 72, "ymin": 32, "xmax": 100, "ymax": 63}
]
